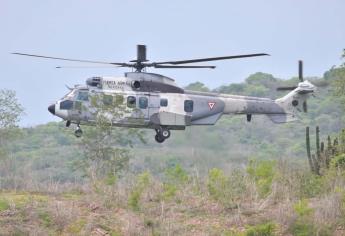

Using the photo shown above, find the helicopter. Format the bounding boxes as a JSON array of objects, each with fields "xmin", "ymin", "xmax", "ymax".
[{"xmin": 13, "ymin": 45, "xmax": 315, "ymax": 143}]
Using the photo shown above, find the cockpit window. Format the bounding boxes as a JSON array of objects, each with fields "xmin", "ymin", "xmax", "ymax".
[
  {"xmin": 60, "ymin": 100, "xmax": 73, "ymax": 110},
  {"xmin": 77, "ymin": 91, "xmax": 89, "ymax": 101}
]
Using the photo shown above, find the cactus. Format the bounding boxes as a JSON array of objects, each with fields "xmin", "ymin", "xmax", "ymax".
[
  {"xmin": 316, "ymin": 126, "xmax": 321, "ymax": 163},
  {"xmin": 327, "ymin": 135, "xmax": 332, "ymax": 150},
  {"xmin": 305, "ymin": 126, "xmax": 345, "ymax": 175},
  {"xmin": 306, "ymin": 127, "xmax": 314, "ymax": 173},
  {"xmin": 312, "ymin": 154, "xmax": 320, "ymax": 175},
  {"xmin": 341, "ymin": 129, "xmax": 345, "ymax": 153}
]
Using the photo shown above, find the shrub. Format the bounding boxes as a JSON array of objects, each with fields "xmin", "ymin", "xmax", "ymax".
[
  {"xmin": 165, "ymin": 164, "xmax": 188, "ymax": 185},
  {"xmin": 38, "ymin": 210, "xmax": 53, "ymax": 227},
  {"xmin": 245, "ymin": 222, "xmax": 276, "ymax": 236},
  {"xmin": 0, "ymin": 198, "xmax": 10, "ymax": 211},
  {"xmin": 297, "ymin": 172, "xmax": 324, "ymax": 198},
  {"xmin": 290, "ymin": 200, "xmax": 316, "ymax": 236},
  {"xmin": 128, "ymin": 171, "xmax": 151, "ymax": 211},
  {"xmin": 330, "ymin": 153, "xmax": 345, "ymax": 170},
  {"xmin": 207, "ymin": 168, "xmax": 228, "ymax": 202},
  {"xmin": 207, "ymin": 168, "xmax": 246, "ymax": 207},
  {"xmin": 162, "ymin": 183, "xmax": 177, "ymax": 200},
  {"xmin": 293, "ymin": 199, "xmax": 313, "ymax": 217},
  {"xmin": 162, "ymin": 164, "xmax": 188, "ymax": 201},
  {"xmin": 247, "ymin": 160, "xmax": 276, "ymax": 198}
]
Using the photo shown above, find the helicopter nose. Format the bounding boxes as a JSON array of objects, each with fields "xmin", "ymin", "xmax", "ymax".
[{"xmin": 48, "ymin": 104, "xmax": 55, "ymax": 115}]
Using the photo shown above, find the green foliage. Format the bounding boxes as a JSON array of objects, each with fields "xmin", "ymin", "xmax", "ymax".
[
  {"xmin": 207, "ymin": 168, "xmax": 246, "ymax": 207},
  {"xmin": 184, "ymin": 82, "xmax": 210, "ymax": 92},
  {"xmin": 0, "ymin": 89, "xmax": 24, "ymax": 129},
  {"xmin": 330, "ymin": 153, "xmax": 345, "ymax": 170},
  {"xmin": 290, "ymin": 200, "xmax": 316, "ymax": 236},
  {"xmin": 0, "ymin": 198, "xmax": 10, "ymax": 211},
  {"xmin": 38, "ymin": 210, "xmax": 52, "ymax": 227},
  {"xmin": 104, "ymin": 173, "xmax": 117, "ymax": 186},
  {"xmin": 297, "ymin": 172, "xmax": 324, "ymax": 198},
  {"xmin": 331, "ymin": 64, "xmax": 345, "ymax": 104},
  {"xmin": 161, "ymin": 164, "xmax": 189, "ymax": 200},
  {"xmin": 245, "ymin": 222, "xmax": 276, "ymax": 236},
  {"xmin": 223, "ymin": 222, "xmax": 276, "ymax": 236},
  {"xmin": 290, "ymin": 222, "xmax": 316, "ymax": 236},
  {"xmin": 207, "ymin": 168, "xmax": 228, "ymax": 202},
  {"xmin": 128, "ymin": 171, "xmax": 151, "ymax": 211},
  {"xmin": 247, "ymin": 160, "xmax": 276, "ymax": 198},
  {"xmin": 162, "ymin": 183, "xmax": 177, "ymax": 200},
  {"xmin": 67, "ymin": 219, "xmax": 86, "ymax": 234},
  {"xmin": 293, "ymin": 199, "xmax": 313, "ymax": 217},
  {"xmin": 165, "ymin": 164, "xmax": 188, "ymax": 185},
  {"xmin": 128, "ymin": 190, "xmax": 141, "ymax": 211}
]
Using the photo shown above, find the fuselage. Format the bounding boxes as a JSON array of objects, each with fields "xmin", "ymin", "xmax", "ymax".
[{"xmin": 48, "ymin": 72, "xmax": 296, "ymax": 130}]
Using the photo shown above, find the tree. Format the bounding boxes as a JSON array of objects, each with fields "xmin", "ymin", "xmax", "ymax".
[
  {"xmin": 331, "ymin": 49, "xmax": 345, "ymax": 104},
  {"xmin": 73, "ymin": 93, "xmax": 146, "ymax": 181},
  {"xmin": 184, "ymin": 82, "xmax": 210, "ymax": 92},
  {"xmin": 0, "ymin": 89, "xmax": 24, "ymax": 189},
  {"xmin": 0, "ymin": 89, "xmax": 24, "ymax": 129}
]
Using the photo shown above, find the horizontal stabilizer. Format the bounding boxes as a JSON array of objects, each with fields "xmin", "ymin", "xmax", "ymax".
[{"xmin": 267, "ymin": 114, "xmax": 298, "ymax": 123}]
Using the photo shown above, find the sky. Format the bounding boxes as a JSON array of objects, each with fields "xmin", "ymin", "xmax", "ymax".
[{"xmin": 1, "ymin": 0, "xmax": 344, "ymax": 126}]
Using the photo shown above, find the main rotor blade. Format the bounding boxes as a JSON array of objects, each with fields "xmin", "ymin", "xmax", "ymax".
[
  {"xmin": 153, "ymin": 65, "xmax": 216, "ymax": 69},
  {"xmin": 154, "ymin": 53, "xmax": 269, "ymax": 65},
  {"xmin": 276, "ymin": 86, "xmax": 298, "ymax": 91},
  {"xmin": 56, "ymin": 65, "xmax": 123, "ymax": 69},
  {"xmin": 12, "ymin": 53, "xmax": 129, "ymax": 66}
]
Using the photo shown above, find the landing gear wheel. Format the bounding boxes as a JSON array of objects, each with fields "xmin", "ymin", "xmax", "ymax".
[
  {"xmin": 155, "ymin": 134, "xmax": 165, "ymax": 143},
  {"xmin": 161, "ymin": 129, "xmax": 170, "ymax": 139},
  {"xmin": 74, "ymin": 128, "xmax": 83, "ymax": 138}
]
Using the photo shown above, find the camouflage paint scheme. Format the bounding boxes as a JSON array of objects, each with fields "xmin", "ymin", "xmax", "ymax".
[{"xmin": 50, "ymin": 72, "xmax": 315, "ymax": 135}]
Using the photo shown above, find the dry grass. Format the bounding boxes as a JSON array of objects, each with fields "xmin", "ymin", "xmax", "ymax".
[{"xmin": 1, "ymin": 162, "xmax": 345, "ymax": 235}]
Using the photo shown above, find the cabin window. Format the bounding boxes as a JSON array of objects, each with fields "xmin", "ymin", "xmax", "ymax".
[
  {"xmin": 160, "ymin": 98, "xmax": 168, "ymax": 107},
  {"xmin": 127, "ymin": 96, "xmax": 136, "ymax": 108},
  {"xmin": 103, "ymin": 94, "xmax": 113, "ymax": 106},
  {"xmin": 184, "ymin": 100, "xmax": 193, "ymax": 112},
  {"xmin": 139, "ymin": 97, "xmax": 148, "ymax": 109},
  {"xmin": 115, "ymin": 95, "xmax": 124, "ymax": 105},
  {"xmin": 77, "ymin": 91, "xmax": 89, "ymax": 101},
  {"xmin": 60, "ymin": 100, "xmax": 73, "ymax": 110}
]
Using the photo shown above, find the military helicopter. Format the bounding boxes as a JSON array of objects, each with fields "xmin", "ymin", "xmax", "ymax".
[{"xmin": 13, "ymin": 45, "xmax": 315, "ymax": 143}]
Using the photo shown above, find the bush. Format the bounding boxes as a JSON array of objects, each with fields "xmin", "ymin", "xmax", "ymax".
[
  {"xmin": 128, "ymin": 171, "xmax": 151, "ymax": 211},
  {"xmin": 207, "ymin": 168, "xmax": 228, "ymax": 202},
  {"xmin": 162, "ymin": 164, "xmax": 189, "ymax": 201},
  {"xmin": 330, "ymin": 153, "xmax": 345, "ymax": 170},
  {"xmin": 245, "ymin": 222, "xmax": 276, "ymax": 236},
  {"xmin": 207, "ymin": 168, "xmax": 246, "ymax": 207},
  {"xmin": 165, "ymin": 164, "xmax": 188, "ymax": 185},
  {"xmin": 247, "ymin": 160, "xmax": 276, "ymax": 198},
  {"xmin": 290, "ymin": 222, "xmax": 316, "ymax": 236},
  {"xmin": 290, "ymin": 200, "xmax": 316, "ymax": 236},
  {"xmin": 223, "ymin": 222, "xmax": 276, "ymax": 236},
  {"xmin": 297, "ymin": 172, "xmax": 324, "ymax": 198},
  {"xmin": 0, "ymin": 198, "xmax": 10, "ymax": 211},
  {"xmin": 293, "ymin": 199, "xmax": 313, "ymax": 218}
]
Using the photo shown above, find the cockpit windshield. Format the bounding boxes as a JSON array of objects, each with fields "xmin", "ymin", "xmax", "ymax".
[
  {"xmin": 77, "ymin": 90, "xmax": 89, "ymax": 101},
  {"xmin": 61, "ymin": 89, "xmax": 77, "ymax": 100}
]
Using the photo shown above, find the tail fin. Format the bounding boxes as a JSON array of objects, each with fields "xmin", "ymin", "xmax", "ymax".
[{"xmin": 272, "ymin": 80, "xmax": 316, "ymax": 122}]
